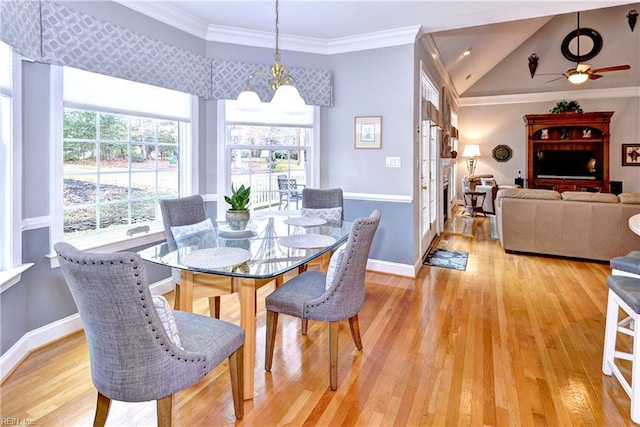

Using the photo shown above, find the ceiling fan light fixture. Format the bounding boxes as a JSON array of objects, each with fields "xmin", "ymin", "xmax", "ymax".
[{"xmin": 567, "ymin": 71, "xmax": 589, "ymax": 84}]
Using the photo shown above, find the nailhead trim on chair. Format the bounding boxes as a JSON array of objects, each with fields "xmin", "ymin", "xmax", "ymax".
[
  {"xmin": 303, "ymin": 221, "xmax": 372, "ymax": 314},
  {"xmin": 56, "ymin": 252, "xmax": 205, "ymax": 366}
]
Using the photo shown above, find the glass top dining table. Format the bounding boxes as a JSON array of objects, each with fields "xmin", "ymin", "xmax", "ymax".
[{"xmin": 138, "ymin": 214, "xmax": 352, "ymax": 400}]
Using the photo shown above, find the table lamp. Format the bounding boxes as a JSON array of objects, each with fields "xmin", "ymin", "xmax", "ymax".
[{"xmin": 462, "ymin": 144, "xmax": 481, "ymax": 175}]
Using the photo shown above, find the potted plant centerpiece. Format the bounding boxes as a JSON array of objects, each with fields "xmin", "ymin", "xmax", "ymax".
[{"xmin": 224, "ymin": 184, "xmax": 251, "ymax": 230}]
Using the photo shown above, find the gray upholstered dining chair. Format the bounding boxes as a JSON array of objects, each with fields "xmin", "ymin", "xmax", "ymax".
[
  {"xmin": 54, "ymin": 242, "xmax": 244, "ymax": 427},
  {"xmin": 298, "ymin": 187, "xmax": 344, "ymax": 274},
  {"xmin": 301, "ymin": 187, "xmax": 344, "ymax": 220},
  {"xmin": 160, "ymin": 195, "xmax": 233, "ymax": 318},
  {"xmin": 264, "ymin": 209, "xmax": 381, "ymax": 390}
]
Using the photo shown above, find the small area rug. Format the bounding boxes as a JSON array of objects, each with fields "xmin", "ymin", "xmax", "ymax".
[{"xmin": 424, "ymin": 248, "xmax": 468, "ymax": 271}]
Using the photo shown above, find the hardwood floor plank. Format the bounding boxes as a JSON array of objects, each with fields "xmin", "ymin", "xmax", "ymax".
[{"xmin": 2, "ymin": 213, "xmax": 636, "ymax": 426}]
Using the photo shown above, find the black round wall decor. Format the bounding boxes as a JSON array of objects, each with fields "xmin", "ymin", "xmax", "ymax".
[
  {"xmin": 561, "ymin": 28, "xmax": 603, "ymax": 62},
  {"xmin": 492, "ymin": 145, "xmax": 513, "ymax": 162}
]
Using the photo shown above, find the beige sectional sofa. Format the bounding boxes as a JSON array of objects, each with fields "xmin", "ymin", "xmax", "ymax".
[{"xmin": 495, "ymin": 189, "xmax": 640, "ymax": 261}]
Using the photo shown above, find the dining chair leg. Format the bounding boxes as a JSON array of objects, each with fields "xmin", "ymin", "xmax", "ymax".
[
  {"xmin": 156, "ymin": 395, "xmax": 172, "ymax": 427},
  {"xmin": 228, "ymin": 345, "xmax": 244, "ymax": 419},
  {"xmin": 93, "ymin": 391, "xmax": 111, "ymax": 427},
  {"xmin": 301, "ymin": 319, "xmax": 308, "ymax": 335},
  {"xmin": 329, "ymin": 321, "xmax": 339, "ymax": 390},
  {"xmin": 173, "ymin": 285, "xmax": 181, "ymax": 310},
  {"xmin": 208, "ymin": 296, "xmax": 221, "ymax": 318},
  {"xmin": 348, "ymin": 315, "xmax": 363, "ymax": 350},
  {"xmin": 265, "ymin": 310, "xmax": 278, "ymax": 372}
]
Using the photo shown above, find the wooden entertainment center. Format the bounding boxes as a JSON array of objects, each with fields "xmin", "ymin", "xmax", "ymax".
[{"xmin": 524, "ymin": 111, "xmax": 613, "ymax": 193}]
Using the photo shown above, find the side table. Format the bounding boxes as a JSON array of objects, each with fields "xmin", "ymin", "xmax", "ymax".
[{"xmin": 463, "ymin": 191, "xmax": 487, "ymax": 217}]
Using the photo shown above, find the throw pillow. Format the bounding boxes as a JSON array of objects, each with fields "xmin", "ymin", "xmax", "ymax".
[
  {"xmin": 152, "ymin": 295, "xmax": 183, "ymax": 349},
  {"xmin": 325, "ymin": 245, "xmax": 346, "ymax": 291},
  {"xmin": 169, "ymin": 218, "xmax": 215, "ymax": 248},
  {"xmin": 301, "ymin": 207, "xmax": 342, "ymax": 221},
  {"xmin": 170, "ymin": 218, "xmax": 214, "ymax": 239},
  {"xmin": 480, "ymin": 178, "xmax": 497, "ymax": 187}
]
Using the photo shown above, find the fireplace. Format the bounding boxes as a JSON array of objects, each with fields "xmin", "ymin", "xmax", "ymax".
[{"xmin": 443, "ymin": 183, "xmax": 449, "ymax": 223}]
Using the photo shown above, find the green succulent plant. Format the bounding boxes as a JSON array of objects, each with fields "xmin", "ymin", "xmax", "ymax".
[
  {"xmin": 549, "ymin": 100, "xmax": 584, "ymax": 114},
  {"xmin": 224, "ymin": 184, "xmax": 251, "ymax": 211}
]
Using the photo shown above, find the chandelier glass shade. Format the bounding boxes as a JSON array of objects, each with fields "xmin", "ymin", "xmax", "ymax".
[{"xmin": 236, "ymin": 0, "xmax": 306, "ymax": 111}]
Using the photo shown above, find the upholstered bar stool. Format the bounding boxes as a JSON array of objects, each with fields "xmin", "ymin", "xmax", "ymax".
[
  {"xmin": 611, "ymin": 251, "xmax": 640, "ymax": 279},
  {"xmin": 602, "ymin": 275, "xmax": 640, "ymax": 423}
]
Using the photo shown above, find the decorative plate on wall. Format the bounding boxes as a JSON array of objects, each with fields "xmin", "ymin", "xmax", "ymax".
[{"xmin": 492, "ymin": 145, "xmax": 513, "ymax": 162}]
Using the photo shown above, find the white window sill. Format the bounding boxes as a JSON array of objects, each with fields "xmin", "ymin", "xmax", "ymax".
[
  {"xmin": 0, "ymin": 263, "xmax": 35, "ymax": 294},
  {"xmin": 48, "ymin": 225, "xmax": 166, "ymax": 269}
]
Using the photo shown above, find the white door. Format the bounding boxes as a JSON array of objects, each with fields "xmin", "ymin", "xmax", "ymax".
[{"xmin": 420, "ymin": 117, "xmax": 437, "ymax": 255}]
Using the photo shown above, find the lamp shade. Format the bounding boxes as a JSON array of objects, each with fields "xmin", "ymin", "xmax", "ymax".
[{"xmin": 462, "ymin": 144, "xmax": 481, "ymax": 158}]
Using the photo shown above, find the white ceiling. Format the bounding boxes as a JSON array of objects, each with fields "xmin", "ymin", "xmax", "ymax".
[{"xmin": 116, "ymin": 0, "xmax": 638, "ymax": 95}]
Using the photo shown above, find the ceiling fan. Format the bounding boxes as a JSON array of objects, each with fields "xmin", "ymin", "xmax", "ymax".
[{"xmin": 543, "ymin": 12, "xmax": 630, "ymax": 84}]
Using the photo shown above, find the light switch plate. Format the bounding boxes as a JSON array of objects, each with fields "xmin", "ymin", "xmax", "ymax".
[{"xmin": 385, "ymin": 157, "xmax": 401, "ymax": 168}]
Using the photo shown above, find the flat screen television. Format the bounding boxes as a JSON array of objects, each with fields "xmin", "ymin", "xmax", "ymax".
[{"xmin": 535, "ymin": 149, "xmax": 598, "ymax": 180}]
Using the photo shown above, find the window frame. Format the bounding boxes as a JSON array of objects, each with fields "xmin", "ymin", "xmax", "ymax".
[
  {"xmin": 48, "ymin": 66, "xmax": 198, "ymax": 267},
  {"xmin": 216, "ymin": 100, "xmax": 320, "ymax": 220},
  {"xmin": 0, "ymin": 44, "xmax": 33, "ymax": 291}
]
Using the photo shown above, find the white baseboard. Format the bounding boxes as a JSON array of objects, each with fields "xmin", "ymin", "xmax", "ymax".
[
  {"xmin": 0, "ymin": 278, "xmax": 174, "ymax": 382},
  {"xmin": 0, "ymin": 313, "xmax": 83, "ymax": 381},
  {"xmin": 367, "ymin": 258, "xmax": 416, "ymax": 278}
]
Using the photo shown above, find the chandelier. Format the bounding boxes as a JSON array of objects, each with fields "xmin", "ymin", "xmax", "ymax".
[{"xmin": 236, "ymin": 0, "xmax": 306, "ymax": 110}]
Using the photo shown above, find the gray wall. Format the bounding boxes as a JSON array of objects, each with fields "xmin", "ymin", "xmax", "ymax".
[{"xmin": 2, "ymin": 3, "xmax": 428, "ymax": 355}]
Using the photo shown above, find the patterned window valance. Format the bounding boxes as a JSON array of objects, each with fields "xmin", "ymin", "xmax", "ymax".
[
  {"xmin": 40, "ymin": 2, "xmax": 211, "ymax": 98},
  {"xmin": 0, "ymin": 1, "xmax": 333, "ymax": 106},
  {"xmin": 212, "ymin": 60, "xmax": 333, "ymax": 107},
  {"xmin": 0, "ymin": 1, "xmax": 41, "ymax": 60}
]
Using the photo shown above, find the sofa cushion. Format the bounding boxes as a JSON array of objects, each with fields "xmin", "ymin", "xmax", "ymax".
[
  {"xmin": 496, "ymin": 188, "xmax": 561, "ymax": 201},
  {"xmin": 561, "ymin": 191, "xmax": 619, "ymax": 203},
  {"xmin": 619, "ymin": 193, "xmax": 640, "ymax": 204}
]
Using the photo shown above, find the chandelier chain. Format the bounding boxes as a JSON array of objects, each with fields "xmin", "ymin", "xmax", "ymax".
[{"xmin": 274, "ymin": 0, "xmax": 280, "ymax": 62}]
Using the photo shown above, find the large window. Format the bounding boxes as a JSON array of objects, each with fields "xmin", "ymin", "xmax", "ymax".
[
  {"xmin": 53, "ymin": 67, "xmax": 194, "ymax": 249},
  {"xmin": 219, "ymin": 100, "xmax": 317, "ymax": 218},
  {"xmin": 0, "ymin": 41, "xmax": 20, "ymax": 274}
]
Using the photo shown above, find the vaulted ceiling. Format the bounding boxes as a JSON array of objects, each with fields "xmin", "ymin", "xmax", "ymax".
[{"xmin": 117, "ymin": 1, "xmax": 638, "ymax": 96}]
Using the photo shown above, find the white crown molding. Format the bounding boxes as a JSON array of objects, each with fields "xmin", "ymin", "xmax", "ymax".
[
  {"xmin": 327, "ymin": 26, "xmax": 421, "ymax": 55},
  {"xmin": 114, "ymin": 0, "xmax": 209, "ymax": 39},
  {"xmin": 207, "ymin": 24, "xmax": 421, "ymax": 55},
  {"xmin": 117, "ymin": 1, "xmax": 421, "ymax": 55},
  {"xmin": 207, "ymin": 25, "xmax": 329, "ymax": 54},
  {"xmin": 459, "ymin": 86, "xmax": 640, "ymax": 107}
]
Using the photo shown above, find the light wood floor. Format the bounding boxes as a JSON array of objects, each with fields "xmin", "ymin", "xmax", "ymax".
[{"xmin": 1, "ymin": 212, "xmax": 635, "ymax": 426}]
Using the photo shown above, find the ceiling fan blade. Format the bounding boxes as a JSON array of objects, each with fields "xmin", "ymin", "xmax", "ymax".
[
  {"xmin": 545, "ymin": 76, "xmax": 565, "ymax": 83},
  {"xmin": 536, "ymin": 72, "xmax": 564, "ymax": 76},
  {"xmin": 589, "ymin": 74, "xmax": 603, "ymax": 80},
  {"xmin": 590, "ymin": 65, "xmax": 631, "ymax": 73}
]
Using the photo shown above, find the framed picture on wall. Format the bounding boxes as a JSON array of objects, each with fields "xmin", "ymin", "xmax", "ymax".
[
  {"xmin": 622, "ymin": 144, "xmax": 640, "ymax": 166},
  {"xmin": 354, "ymin": 116, "xmax": 382, "ymax": 149}
]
